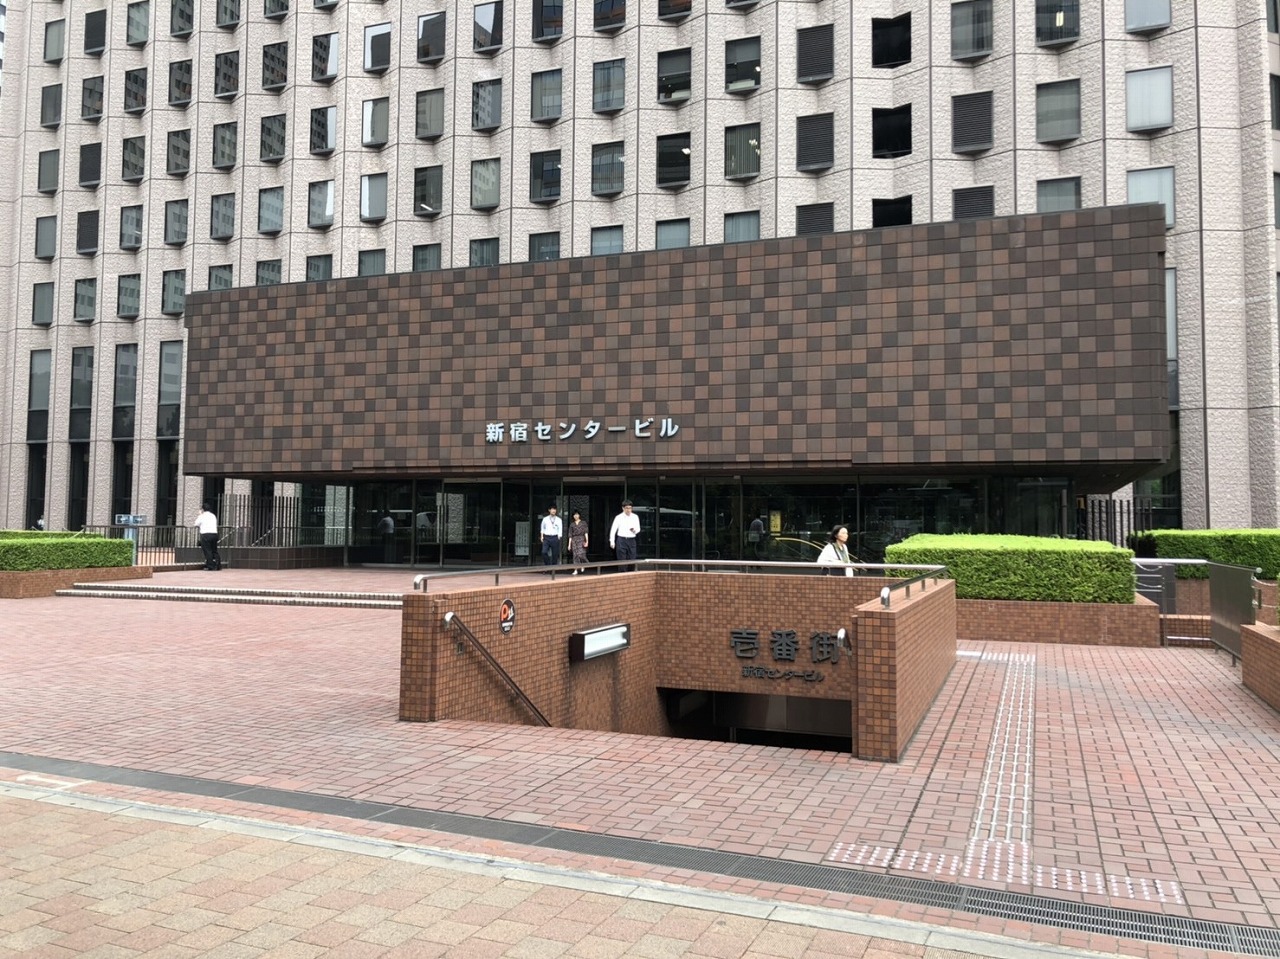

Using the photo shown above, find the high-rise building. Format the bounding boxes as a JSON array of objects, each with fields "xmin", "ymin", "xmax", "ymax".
[{"xmin": 0, "ymin": 0, "xmax": 1271, "ymax": 534}]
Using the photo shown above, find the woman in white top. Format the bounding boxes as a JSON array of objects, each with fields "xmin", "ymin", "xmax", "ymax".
[{"xmin": 816, "ymin": 524, "xmax": 854, "ymax": 577}]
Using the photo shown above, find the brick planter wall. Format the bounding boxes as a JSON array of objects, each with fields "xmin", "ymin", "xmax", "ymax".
[
  {"xmin": 956, "ymin": 595, "xmax": 1160, "ymax": 646},
  {"xmin": 0, "ymin": 565, "xmax": 152, "ymax": 599},
  {"xmin": 1242, "ymin": 622, "xmax": 1280, "ymax": 713}
]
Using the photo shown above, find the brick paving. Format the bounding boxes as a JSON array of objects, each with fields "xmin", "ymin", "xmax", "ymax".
[{"xmin": 3, "ymin": 567, "xmax": 1279, "ymax": 957}]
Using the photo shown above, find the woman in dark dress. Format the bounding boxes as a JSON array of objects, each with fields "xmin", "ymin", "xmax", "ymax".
[{"xmin": 568, "ymin": 511, "xmax": 589, "ymax": 572}]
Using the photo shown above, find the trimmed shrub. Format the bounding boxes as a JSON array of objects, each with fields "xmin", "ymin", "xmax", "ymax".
[
  {"xmin": 0, "ymin": 530, "xmax": 103, "ymax": 540},
  {"xmin": 0, "ymin": 535, "xmax": 132, "ymax": 571},
  {"xmin": 1128, "ymin": 529, "xmax": 1280, "ymax": 580},
  {"xmin": 885, "ymin": 533, "xmax": 1135, "ymax": 603}
]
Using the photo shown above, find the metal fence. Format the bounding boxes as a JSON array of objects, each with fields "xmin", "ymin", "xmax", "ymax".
[
  {"xmin": 1077, "ymin": 496, "xmax": 1180, "ymax": 547},
  {"xmin": 82, "ymin": 524, "xmax": 250, "ymax": 567},
  {"xmin": 215, "ymin": 493, "xmax": 343, "ymax": 548}
]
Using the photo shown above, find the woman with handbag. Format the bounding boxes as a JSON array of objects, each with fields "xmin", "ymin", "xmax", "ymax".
[
  {"xmin": 568, "ymin": 510, "xmax": 589, "ymax": 573},
  {"xmin": 816, "ymin": 525, "xmax": 854, "ymax": 577}
]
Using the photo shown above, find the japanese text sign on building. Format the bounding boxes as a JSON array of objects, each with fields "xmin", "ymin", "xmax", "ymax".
[
  {"xmin": 729, "ymin": 626, "xmax": 847, "ymax": 683},
  {"xmin": 485, "ymin": 418, "xmax": 681, "ymax": 444}
]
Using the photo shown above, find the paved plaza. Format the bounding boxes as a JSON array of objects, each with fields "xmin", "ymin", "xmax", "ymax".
[{"xmin": 3, "ymin": 567, "xmax": 1280, "ymax": 958}]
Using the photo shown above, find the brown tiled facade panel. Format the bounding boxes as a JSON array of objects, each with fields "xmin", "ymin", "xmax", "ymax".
[
  {"xmin": 0, "ymin": 565, "xmax": 153, "ymax": 599},
  {"xmin": 955, "ymin": 596, "xmax": 1160, "ymax": 646},
  {"xmin": 1242, "ymin": 624, "xmax": 1280, "ymax": 715},
  {"xmin": 185, "ymin": 207, "xmax": 1169, "ymax": 481}
]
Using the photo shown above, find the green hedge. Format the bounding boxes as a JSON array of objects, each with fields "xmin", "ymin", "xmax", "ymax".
[
  {"xmin": 1128, "ymin": 529, "xmax": 1280, "ymax": 579},
  {"xmin": 0, "ymin": 530, "xmax": 102, "ymax": 540},
  {"xmin": 0, "ymin": 535, "xmax": 131, "ymax": 571},
  {"xmin": 885, "ymin": 534, "xmax": 1135, "ymax": 603}
]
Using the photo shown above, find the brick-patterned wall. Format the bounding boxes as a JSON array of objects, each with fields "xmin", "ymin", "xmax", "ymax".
[
  {"xmin": 855, "ymin": 580, "xmax": 957, "ymax": 762},
  {"xmin": 1242, "ymin": 623, "xmax": 1280, "ymax": 714},
  {"xmin": 956, "ymin": 596, "xmax": 1160, "ymax": 646},
  {"xmin": 0, "ymin": 565, "xmax": 152, "ymax": 599}
]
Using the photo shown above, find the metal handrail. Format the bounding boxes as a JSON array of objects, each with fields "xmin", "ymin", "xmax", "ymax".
[
  {"xmin": 442, "ymin": 611, "xmax": 550, "ymax": 726},
  {"xmin": 877, "ymin": 567, "xmax": 949, "ymax": 608}
]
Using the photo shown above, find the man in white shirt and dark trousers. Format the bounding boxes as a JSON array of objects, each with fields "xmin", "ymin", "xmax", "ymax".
[
  {"xmin": 194, "ymin": 503, "xmax": 222, "ymax": 571},
  {"xmin": 540, "ymin": 505, "xmax": 563, "ymax": 565},
  {"xmin": 609, "ymin": 500, "xmax": 641, "ymax": 571}
]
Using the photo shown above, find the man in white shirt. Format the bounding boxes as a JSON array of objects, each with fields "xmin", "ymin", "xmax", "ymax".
[
  {"xmin": 194, "ymin": 502, "xmax": 222, "ymax": 571},
  {"xmin": 539, "ymin": 505, "xmax": 563, "ymax": 565},
  {"xmin": 609, "ymin": 500, "xmax": 641, "ymax": 570}
]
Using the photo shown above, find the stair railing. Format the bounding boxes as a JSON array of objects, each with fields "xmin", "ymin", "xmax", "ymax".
[{"xmin": 442, "ymin": 611, "xmax": 550, "ymax": 726}]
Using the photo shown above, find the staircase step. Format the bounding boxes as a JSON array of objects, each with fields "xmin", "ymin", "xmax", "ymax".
[
  {"xmin": 55, "ymin": 583, "xmax": 402, "ymax": 609},
  {"xmin": 67, "ymin": 581, "xmax": 400, "ymax": 602}
]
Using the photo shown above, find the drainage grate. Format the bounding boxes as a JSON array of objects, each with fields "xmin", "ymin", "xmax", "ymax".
[{"xmin": 4, "ymin": 750, "xmax": 1280, "ymax": 957}]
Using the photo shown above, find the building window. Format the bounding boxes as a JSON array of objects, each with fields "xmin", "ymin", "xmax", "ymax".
[
  {"xmin": 1272, "ymin": 76, "xmax": 1280, "ymax": 131},
  {"xmin": 1126, "ymin": 0, "xmax": 1171, "ymax": 33},
  {"xmin": 166, "ymin": 129, "xmax": 191, "ymax": 176},
  {"xmin": 122, "ymin": 138, "xmax": 146, "ymax": 182},
  {"xmin": 416, "ymin": 89, "xmax": 445, "ymax": 139},
  {"xmin": 77, "ymin": 212, "xmax": 100, "ymax": 256},
  {"xmin": 124, "ymin": 68, "xmax": 148, "ymax": 114},
  {"xmin": 472, "ymin": 79, "xmax": 502, "ymax": 132},
  {"xmin": 474, "ymin": 2, "xmax": 503, "ymax": 51},
  {"xmin": 127, "ymin": 2, "xmax": 150, "ymax": 46},
  {"xmin": 118, "ymin": 275, "xmax": 142, "ymax": 318},
  {"xmin": 209, "ymin": 265, "xmax": 234, "ymax": 290},
  {"xmin": 305, "ymin": 256, "xmax": 333, "ymax": 281},
  {"xmin": 952, "ymin": 0, "xmax": 993, "ymax": 61},
  {"xmin": 161, "ymin": 270, "xmax": 186, "ymax": 315},
  {"xmin": 120, "ymin": 206, "xmax": 144, "ymax": 250},
  {"xmin": 38, "ymin": 150, "xmax": 60, "ymax": 194},
  {"xmin": 215, "ymin": 51, "xmax": 239, "ymax": 98},
  {"xmin": 157, "ymin": 341, "xmax": 183, "ymax": 439},
  {"xmin": 1128, "ymin": 166, "xmax": 1175, "ymax": 227},
  {"xmin": 591, "ymin": 226, "xmax": 623, "ymax": 255},
  {"xmin": 358, "ymin": 249, "xmax": 386, "ymax": 276},
  {"xmin": 872, "ymin": 196, "xmax": 912, "ymax": 227},
  {"xmin": 85, "ymin": 11, "xmax": 107, "ymax": 54},
  {"xmin": 952, "ymin": 91, "xmax": 994, "ymax": 153},
  {"xmin": 1036, "ymin": 79, "xmax": 1080, "ymax": 143},
  {"xmin": 79, "ymin": 143, "xmax": 102, "ymax": 188},
  {"xmin": 171, "ymin": 0, "xmax": 194, "ymax": 38},
  {"xmin": 169, "ymin": 59, "xmax": 193, "ymax": 106},
  {"xmin": 308, "ymin": 180, "xmax": 334, "ymax": 228},
  {"xmin": 361, "ymin": 173, "xmax": 388, "ymax": 221},
  {"xmin": 534, "ymin": 0, "xmax": 564, "ymax": 40},
  {"xmin": 33, "ymin": 284, "xmax": 55, "ymax": 327},
  {"xmin": 658, "ymin": 0, "xmax": 690, "ymax": 21},
  {"xmin": 263, "ymin": 42, "xmax": 289, "ymax": 91},
  {"xmin": 82, "ymin": 76, "xmax": 104, "ymax": 121},
  {"xmin": 871, "ymin": 105, "xmax": 912, "ymax": 158},
  {"xmin": 595, "ymin": 0, "xmax": 625, "ymax": 32},
  {"xmin": 1126, "ymin": 67, "xmax": 1173, "ymax": 132},
  {"xmin": 953, "ymin": 184, "xmax": 995, "ymax": 220},
  {"xmin": 726, "ymin": 37, "xmax": 761, "ymax": 93},
  {"xmin": 594, "ymin": 59, "xmax": 625, "ymax": 113},
  {"xmin": 41, "ymin": 85, "xmax": 63, "ymax": 128},
  {"xmin": 1036, "ymin": 177, "xmax": 1081, "ymax": 212},
  {"xmin": 35, "ymin": 217, "xmax": 57, "ymax": 260},
  {"xmin": 164, "ymin": 199, "xmax": 189, "ymax": 245},
  {"xmin": 265, "ymin": 0, "xmax": 289, "ymax": 20},
  {"xmin": 471, "ymin": 158, "xmax": 501, "ymax": 210},
  {"xmin": 44, "ymin": 19, "xmax": 66, "ymax": 63},
  {"xmin": 724, "ymin": 210, "xmax": 759, "ymax": 242},
  {"xmin": 261, "ymin": 115, "xmax": 287, "ymax": 163},
  {"xmin": 530, "ymin": 150, "xmax": 562, "ymax": 203},
  {"xmin": 74, "ymin": 278, "xmax": 98, "ymax": 323},
  {"xmin": 313, "ymin": 33, "xmax": 339, "ymax": 82},
  {"xmin": 657, "ymin": 133, "xmax": 691, "ymax": 188},
  {"xmin": 724, "ymin": 124, "xmax": 760, "ymax": 179},
  {"xmin": 211, "ymin": 193, "xmax": 236, "ymax": 239},
  {"xmin": 872, "ymin": 14, "xmax": 911, "ymax": 68},
  {"xmin": 213, "ymin": 122, "xmax": 238, "ymax": 169},
  {"xmin": 532, "ymin": 70, "xmax": 562, "ymax": 122},
  {"xmin": 796, "ymin": 203, "xmax": 834, "ymax": 235},
  {"xmin": 418, "ymin": 13, "xmax": 446, "ymax": 62},
  {"xmin": 796, "ymin": 114, "xmax": 834, "ymax": 171},
  {"xmin": 658, "ymin": 49, "xmax": 692, "ymax": 103},
  {"xmin": 256, "ymin": 260, "xmax": 282, "ymax": 286},
  {"xmin": 592, "ymin": 142, "xmax": 625, "ymax": 195},
  {"xmin": 412, "ymin": 245, "xmax": 441, "ymax": 271},
  {"xmin": 363, "ymin": 97, "xmax": 390, "ymax": 146},
  {"xmin": 365, "ymin": 23, "xmax": 392, "ymax": 71},
  {"xmin": 529, "ymin": 232, "xmax": 560, "ymax": 261},
  {"xmin": 414, "ymin": 166, "xmax": 443, "ymax": 216},
  {"xmin": 1036, "ymin": 0, "xmax": 1079, "ymax": 46},
  {"xmin": 470, "ymin": 238, "xmax": 500, "ymax": 266},
  {"xmin": 258, "ymin": 186, "xmax": 285, "ymax": 234},
  {"xmin": 310, "ymin": 106, "xmax": 338, "ymax": 154},
  {"xmin": 655, "ymin": 219, "xmax": 690, "ymax": 250},
  {"xmin": 797, "ymin": 24, "xmax": 834, "ymax": 83},
  {"xmin": 216, "ymin": 0, "xmax": 241, "ymax": 28}
]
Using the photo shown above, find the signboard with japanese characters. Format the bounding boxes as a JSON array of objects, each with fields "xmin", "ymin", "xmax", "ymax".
[
  {"xmin": 485, "ymin": 417, "xmax": 681, "ymax": 444},
  {"xmin": 730, "ymin": 626, "xmax": 846, "ymax": 683}
]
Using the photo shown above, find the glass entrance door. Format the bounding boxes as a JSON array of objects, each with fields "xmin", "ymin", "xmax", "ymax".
[{"xmin": 439, "ymin": 481, "xmax": 502, "ymax": 564}]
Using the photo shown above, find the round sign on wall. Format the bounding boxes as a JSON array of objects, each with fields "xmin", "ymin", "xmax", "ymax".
[{"xmin": 500, "ymin": 598, "xmax": 515, "ymax": 633}]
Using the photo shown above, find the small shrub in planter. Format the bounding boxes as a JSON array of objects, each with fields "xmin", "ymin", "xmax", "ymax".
[
  {"xmin": 0, "ymin": 535, "xmax": 131, "ymax": 571},
  {"xmin": 1128, "ymin": 529, "xmax": 1280, "ymax": 580}
]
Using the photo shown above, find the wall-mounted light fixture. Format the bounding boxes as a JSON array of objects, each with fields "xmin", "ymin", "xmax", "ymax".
[{"xmin": 569, "ymin": 623, "xmax": 630, "ymax": 662}]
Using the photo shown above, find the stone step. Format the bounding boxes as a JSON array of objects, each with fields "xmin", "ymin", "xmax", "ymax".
[{"xmin": 55, "ymin": 583, "xmax": 403, "ymax": 609}]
